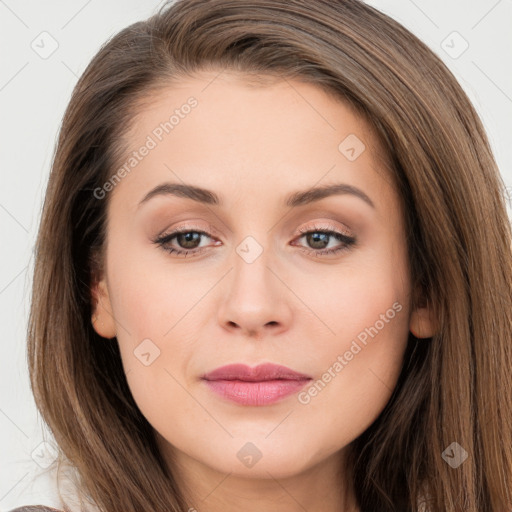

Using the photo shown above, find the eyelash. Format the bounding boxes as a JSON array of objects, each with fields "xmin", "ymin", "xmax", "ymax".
[{"xmin": 153, "ymin": 223, "xmax": 356, "ymax": 258}]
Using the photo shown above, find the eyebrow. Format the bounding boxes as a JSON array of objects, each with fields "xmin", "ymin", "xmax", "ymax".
[{"xmin": 138, "ymin": 182, "xmax": 375, "ymax": 209}]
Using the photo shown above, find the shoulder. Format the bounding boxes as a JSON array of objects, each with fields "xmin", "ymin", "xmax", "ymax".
[{"xmin": 9, "ymin": 507, "xmax": 65, "ymax": 512}]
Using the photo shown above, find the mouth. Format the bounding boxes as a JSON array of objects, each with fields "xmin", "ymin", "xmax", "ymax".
[{"xmin": 201, "ymin": 363, "xmax": 312, "ymax": 406}]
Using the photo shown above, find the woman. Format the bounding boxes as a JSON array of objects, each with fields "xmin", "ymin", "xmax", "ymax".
[{"xmin": 12, "ymin": 0, "xmax": 512, "ymax": 510}]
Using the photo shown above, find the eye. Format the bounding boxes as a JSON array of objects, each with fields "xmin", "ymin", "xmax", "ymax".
[
  {"xmin": 152, "ymin": 223, "xmax": 356, "ymax": 258},
  {"xmin": 292, "ymin": 223, "xmax": 356, "ymax": 257},
  {"xmin": 153, "ymin": 225, "xmax": 219, "ymax": 257}
]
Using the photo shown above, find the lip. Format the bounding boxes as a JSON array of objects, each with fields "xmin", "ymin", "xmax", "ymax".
[{"xmin": 201, "ymin": 363, "xmax": 312, "ymax": 406}]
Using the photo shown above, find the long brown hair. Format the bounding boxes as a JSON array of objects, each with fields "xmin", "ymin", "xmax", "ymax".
[{"xmin": 27, "ymin": 0, "xmax": 512, "ymax": 510}]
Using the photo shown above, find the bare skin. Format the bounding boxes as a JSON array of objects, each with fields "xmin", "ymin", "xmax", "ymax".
[{"xmin": 91, "ymin": 71, "xmax": 436, "ymax": 512}]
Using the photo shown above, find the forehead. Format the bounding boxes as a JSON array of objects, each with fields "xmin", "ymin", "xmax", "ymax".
[{"xmin": 110, "ymin": 71, "xmax": 398, "ymax": 216}]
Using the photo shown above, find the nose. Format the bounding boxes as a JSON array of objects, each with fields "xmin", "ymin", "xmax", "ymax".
[{"xmin": 217, "ymin": 244, "xmax": 292, "ymax": 339}]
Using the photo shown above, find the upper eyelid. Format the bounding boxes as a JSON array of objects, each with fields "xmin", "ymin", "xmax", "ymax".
[
  {"xmin": 159, "ymin": 225, "xmax": 350, "ymax": 239},
  {"xmin": 158, "ymin": 218, "xmax": 353, "ymax": 236},
  {"xmin": 298, "ymin": 221, "xmax": 352, "ymax": 236},
  {"xmin": 158, "ymin": 223, "xmax": 218, "ymax": 238}
]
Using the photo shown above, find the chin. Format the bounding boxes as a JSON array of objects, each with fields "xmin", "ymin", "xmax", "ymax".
[{"xmin": 202, "ymin": 438, "xmax": 323, "ymax": 479}]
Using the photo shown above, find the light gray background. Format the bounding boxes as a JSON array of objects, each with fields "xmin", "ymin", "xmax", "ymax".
[{"xmin": 1, "ymin": 0, "xmax": 511, "ymax": 509}]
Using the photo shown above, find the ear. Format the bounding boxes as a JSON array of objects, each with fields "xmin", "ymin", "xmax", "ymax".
[
  {"xmin": 409, "ymin": 293, "xmax": 437, "ymax": 339},
  {"xmin": 91, "ymin": 275, "xmax": 117, "ymax": 339}
]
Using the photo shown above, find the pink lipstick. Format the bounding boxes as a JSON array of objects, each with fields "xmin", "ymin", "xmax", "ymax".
[{"xmin": 201, "ymin": 363, "xmax": 312, "ymax": 406}]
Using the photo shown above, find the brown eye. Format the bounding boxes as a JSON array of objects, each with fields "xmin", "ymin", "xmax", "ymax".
[
  {"xmin": 175, "ymin": 232, "xmax": 202, "ymax": 249},
  {"xmin": 293, "ymin": 224, "xmax": 356, "ymax": 257},
  {"xmin": 154, "ymin": 228, "xmax": 217, "ymax": 257},
  {"xmin": 305, "ymin": 232, "xmax": 331, "ymax": 249}
]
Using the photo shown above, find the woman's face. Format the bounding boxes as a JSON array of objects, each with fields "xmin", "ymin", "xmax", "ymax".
[{"xmin": 92, "ymin": 71, "xmax": 432, "ymax": 485}]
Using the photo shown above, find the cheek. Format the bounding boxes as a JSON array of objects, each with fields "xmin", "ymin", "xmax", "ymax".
[
  {"xmin": 105, "ymin": 248, "xmax": 208, "ymax": 405},
  {"xmin": 293, "ymin": 254, "xmax": 411, "ymax": 440},
  {"xmin": 294, "ymin": 245, "xmax": 409, "ymax": 363},
  {"xmin": 107, "ymin": 244, "xmax": 210, "ymax": 341}
]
